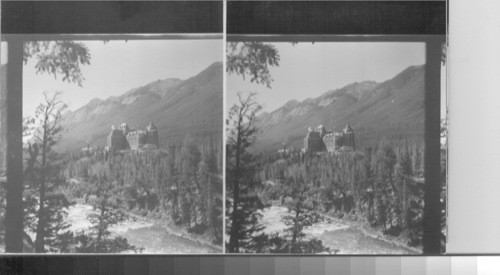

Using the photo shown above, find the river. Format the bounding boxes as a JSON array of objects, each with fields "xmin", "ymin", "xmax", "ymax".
[
  {"xmin": 65, "ymin": 204, "xmax": 221, "ymax": 254},
  {"xmin": 259, "ymin": 206, "xmax": 420, "ymax": 254}
]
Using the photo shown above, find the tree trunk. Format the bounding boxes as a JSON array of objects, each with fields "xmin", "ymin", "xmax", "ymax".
[
  {"xmin": 95, "ymin": 201, "xmax": 106, "ymax": 253},
  {"xmin": 228, "ymin": 167, "xmax": 240, "ymax": 252},
  {"xmin": 34, "ymin": 110, "xmax": 49, "ymax": 253},
  {"xmin": 228, "ymin": 117, "xmax": 243, "ymax": 253},
  {"xmin": 291, "ymin": 205, "xmax": 301, "ymax": 247},
  {"xmin": 34, "ymin": 182, "xmax": 46, "ymax": 253}
]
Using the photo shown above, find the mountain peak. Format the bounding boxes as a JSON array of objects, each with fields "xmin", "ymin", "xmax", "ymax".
[
  {"xmin": 209, "ymin": 61, "xmax": 223, "ymax": 67},
  {"xmin": 254, "ymin": 65, "xmax": 425, "ymax": 152},
  {"xmin": 57, "ymin": 61, "xmax": 223, "ymax": 152},
  {"xmin": 384, "ymin": 64, "xmax": 425, "ymax": 90},
  {"xmin": 198, "ymin": 61, "xmax": 223, "ymax": 76},
  {"xmin": 87, "ymin": 98, "xmax": 104, "ymax": 106},
  {"xmin": 182, "ymin": 62, "xmax": 223, "ymax": 88},
  {"xmin": 399, "ymin": 64, "xmax": 425, "ymax": 75},
  {"xmin": 283, "ymin": 99, "xmax": 299, "ymax": 109}
]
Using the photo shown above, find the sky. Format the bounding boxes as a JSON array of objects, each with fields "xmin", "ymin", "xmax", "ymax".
[
  {"xmin": 6, "ymin": 40, "xmax": 222, "ymax": 117},
  {"xmin": 1, "ymin": 41, "xmax": 447, "ymax": 119},
  {"xmin": 227, "ymin": 42, "xmax": 447, "ymax": 118},
  {"xmin": 0, "ymin": 42, "xmax": 6, "ymax": 65}
]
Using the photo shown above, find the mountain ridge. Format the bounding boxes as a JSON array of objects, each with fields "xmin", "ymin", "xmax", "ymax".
[
  {"xmin": 58, "ymin": 62, "xmax": 223, "ymax": 151},
  {"xmin": 253, "ymin": 64, "xmax": 425, "ymax": 152}
]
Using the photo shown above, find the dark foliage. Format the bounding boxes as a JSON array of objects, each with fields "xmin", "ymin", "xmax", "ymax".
[
  {"xmin": 268, "ymin": 175, "xmax": 332, "ymax": 254},
  {"xmin": 227, "ymin": 42, "xmax": 280, "ymax": 88},
  {"xmin": 72, "ymin": 176, "xmax": 140, "ymax": 253},
  {"xmin": 23, "ymin": 92, "xmax": 73, "ymax": 253},
  {"xmin": 23, "ymin": 41, "xmax": 91, "ymax": 87},
  {"xmin": 2, "ymin": 41, "xmax": 90, "ymax": 252},
  {"xmin": 226, "ymin": 92, "xmax": 268, "ymax": 253}
]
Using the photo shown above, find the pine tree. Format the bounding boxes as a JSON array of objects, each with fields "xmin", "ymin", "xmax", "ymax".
[
  {"xmin": 200, "ymin": 145, "xmax": 223, "ymax": 242},
  {"xmin": 23, "ymin": 92, "xmax": 73, "ymax": 253},
  {"xmin": 75, "ymin": 174, "xmax": 140, "ymax": 253},
  {"xmin": 375, "ymin": 140, "xmax": 397, "ymax": 231},
  {"xmin": 269, "ymin": 174, "xmax": 331, "ymax": 254},
  {"xmin": 183, "ymin": 136, "xmax": 202, "ymax": 226},
  {"xmin": 4, "ymin": 42, "xmax": 90, "ymax": 252},
  {"xmin": 394, "ymin": 146, "xmax": 413, "ymax": 232},
  {"xmin": 226, "ymin": 92, "xmax": 266, "ymax": 253}
]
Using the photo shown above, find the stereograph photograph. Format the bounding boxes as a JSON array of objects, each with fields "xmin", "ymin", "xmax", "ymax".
[
  {"xmin": 0, "ymin": 0, "xmax": 448, "ymax": 260},
  {"xmin": 0, "ymin": 38, "xmax": 224, "ymax": 253},
  {"xmin": 225, "ymin": 41, "xmax": 447, "ymax": 254}
]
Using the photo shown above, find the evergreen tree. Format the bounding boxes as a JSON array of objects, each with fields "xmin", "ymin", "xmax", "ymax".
[
  {"xmin": 181, "ymin": 136, "xmax": 202, "ymax": 227},
  {"xmin": 24, "ymin": 92, "xmax": 72, "ymax": 253},
  {"xmin": 166, "ymin": 144, "xmax": 180, "ymax": 222},
  {"xmin": 226, "ymin": 92, "xmax": 267, "ymax": 253},
  {"xmin": 4, "ymin": 41, "xmax": 90, "ymax": 252},
  {"xmin": 394, "ymin": 146, "xmax": 413, "ymax": 232},
  {"xmin": 411, "ymin": 145, "xmax": 423, "ymax": 178},
  {"xmin": 200, "ymin": 146, "xmax": 223, "ymax": 243},
  {"xmin": 75, "ymin": 175, "xmax": 140, "ymax": 253},
  {"xmin": 375, "ymin": 140, "xmax": 397, "ymax": 231},
  {"xmin": 269, "ymin": 175, "xmax": 331, "ymax": 254},
  {"xmin": 61, "ymin": 138, "xmax": 224, "ymax": 244}
]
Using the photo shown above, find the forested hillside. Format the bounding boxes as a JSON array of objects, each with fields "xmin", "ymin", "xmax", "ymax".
[
  {"xmin": 62, "ymin": 137, "xmax": 224, "ymax": 247},
  {"xmin": 254, "ymin": 65, "xmax": 425, "ymax": 152},
  {"xmin": 58, "ymin": 62, "xmax": 223, "ymax": 152}
]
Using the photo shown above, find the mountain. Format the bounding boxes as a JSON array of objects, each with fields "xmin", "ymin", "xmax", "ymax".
[
  {"xmin": 57, "ymin": 62, "xmax": 223, "ymax": 151},
  {"xmin": 254, "ymin": 65, "xmax": 425, "ymax": 152}
]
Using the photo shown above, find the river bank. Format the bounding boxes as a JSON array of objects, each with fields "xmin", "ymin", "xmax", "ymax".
[
  {"xmin": 323, "ymin": 212, "xmax": 422, "ymax": 254},
  {"xmin": 259, "ymin": 205, "xmax": 421, "ymax": 254},
  {"xmin": 133, "ymin": 210, "xmax": 223, "ymax": 253},
  {"xmin": 65, "ymin": 203, "xmax": 222, "ymax": 253}
]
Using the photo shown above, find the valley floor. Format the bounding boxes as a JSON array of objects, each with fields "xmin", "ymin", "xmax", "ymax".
[
  {"xmin": 65, "ymin": 203, "xmax": 222, "ymax": 254},
  {"xmin": 259, "ymin": 205, "xmax": 421, "ymax": 254},
  {"xmin": 1, "ymin": 202, "xmax": 223, "ymax": 254}
]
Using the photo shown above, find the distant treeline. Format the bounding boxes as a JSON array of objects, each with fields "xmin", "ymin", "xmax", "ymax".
[
  {"xmin": 58, "ymin": 121, "xmax": 222, "ymax": 154},
  {"xmin": 158, "ymin": 126, "xmax": 222, "ymax": 149},
  {"xmin": 255, "ymin": 124, "xmax": 424, "ymax": 154},
  {"xmin": 353, "ymin": 125, "xmax": 424, "ymax": 150}
]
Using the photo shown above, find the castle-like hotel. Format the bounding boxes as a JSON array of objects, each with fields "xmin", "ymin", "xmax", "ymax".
[
  {"xmin": 303, "ymin": 124, "xmax": 355, "ymax": 153},
  {"xmin": 106, "ymin": 122, "xmax": 159, "ymax": 153}
]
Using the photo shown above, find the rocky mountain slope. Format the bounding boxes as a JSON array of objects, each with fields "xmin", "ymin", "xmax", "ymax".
[
  {"xmin": 57, "ymin": 62, "xmax": 223, "ymax": 151},
  {"xmin": 254, "ymin": 65, "xmax": 425, "ymax": 152}
]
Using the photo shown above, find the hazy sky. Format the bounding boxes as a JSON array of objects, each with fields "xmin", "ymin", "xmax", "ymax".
[
  {"xmin": 0, "ymin": 42, "xmax": 6, "ymax": 65},
  {"xmin": 227, "ymin": 42, "xmax": 432, "ymax": 113},
  {"xmin": 16, "ymin": 40, "xmax": 222, "ymax": 117},
  {"xmin": 1, "ymin": 41, "xmax": 447, "ymax": 119}
]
